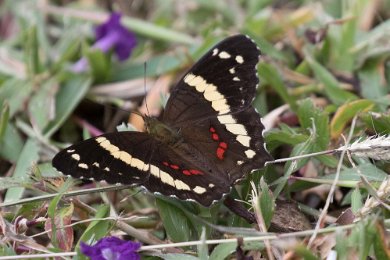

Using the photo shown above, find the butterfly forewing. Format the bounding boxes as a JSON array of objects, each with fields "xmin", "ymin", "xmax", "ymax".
[
  {"xmin": 52, "ymin": 132, "xmax": 155, "ymax": 184},
  {"xmin": 164, "ymin": 35, "xmax": 260, "ymax": 126}
]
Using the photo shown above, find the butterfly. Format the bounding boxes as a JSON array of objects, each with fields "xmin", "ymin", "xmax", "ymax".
[{"xmin": 52, "ymin": 34, "xmax": 272, "ymax": 207}]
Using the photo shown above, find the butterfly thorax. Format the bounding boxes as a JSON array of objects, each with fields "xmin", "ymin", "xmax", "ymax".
[{"xmin": 144, "ymin": 116, "xmax": 182, "ymax": 145}]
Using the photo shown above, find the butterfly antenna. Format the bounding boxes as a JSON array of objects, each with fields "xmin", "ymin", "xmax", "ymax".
[{"xmin": 144, "ymin": 62, "xmax": 150, "ymax": 117}]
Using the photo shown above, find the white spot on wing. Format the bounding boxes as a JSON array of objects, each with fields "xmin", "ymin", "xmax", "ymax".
[
  {"xmin": 131, "ymin": 158, "xmax": 145, "ymax": 171},
  {"xmin": 174, "ymin": 179, "xmax": 191, "ymax": 191},
  {"xmin": 71, "ymin": 154, "xmax": 80, "ymax": 161},
  {"xmin": 217, "ymin": 115, "xmax": 236, "ymax": 124},
  {"xmin": 233, "ymin": 77, "xmax": 240, "ymax": 81},
  {"xmin": 229, "ymin": 68, "xmax": 235, "ymax": 74},
  {"xmin": 212, "ymin": 48, "xmax": 219, "ymax": 56},
  {"xmin": 150, "ymin": 165, "xmax": 160, "ymax": 178},
  {"xmin": 119, "ymin": 151, "xmax": 132, "ymax": 164},
  {"xmin": 104, "ymin": 167, "xmax": 110, "ymax": 171},
  {"xmin": 237, "ymin": 160, "xmax": 244, "ymax": 165},
  {"xmin": 160, "ymin": 170, "xmax": 175, "ymax": 187},
  {"xmin": 212, "ymin": 99, "xmax": 230, "ymax": 112},
  {"xmin": 225, "ymin": 124, "xmax": 247, "ymax": 136},
  {"xmin": 193, "ymin": 186, "xmax": 206, "ymax": 194},
  {"xmin": 245, "ymin": 149, "xmax": 256, "ymax": 159},
  {"xmin": 218, "ymin": 51, "xmax": 231, "ymax": 59},
  {"xmin": 184, "ymin": 73, "xmax": 231, "ymax": 114},
  {"xmin": 236, "ymin": 135, "xmax": 251, "ymax": 147},
  {"xmin": 93, "ymin": 162, "xmax": 100, "ymax": 168},
  {"xmin": 67, "ymin": 149, "xmax": 75, "ymax": 153},
  {"xmin": 209, "ymin": 183, "xmax": 215, "ymax": 188},
  {"xmin": 204, "ymin": 90, "xmax": 224, "ymax": 101},
  {"xmin": 78, "ymin": 163, "xmax": 88, "ymax": 169},
  {"xmin": 236, "ymin": 55, "xmax": 244, "ymax": 64},
  {"xmin": 150, "ymin": 164, "xmax": 191, "ymax": 191},
  {"xmin": 204, "ymin": 84, "xmax": 217, "ymax": 93},
  {"xmin": 96, "ymin": 137, "xmax": 107, "ymax": 143},
  {"xmin": 99, "ymin": 140, "xmax": 119, "ymax": 153}
]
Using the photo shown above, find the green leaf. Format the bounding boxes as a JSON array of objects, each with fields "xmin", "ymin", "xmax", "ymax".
[
  {"xmin": 156, "ymin": 198, "xmax": 196, "ymax": 242},
  {"xmin": 358, "ymin": 60, "xmax": 388, "ymax": 102},
  {"xmin": 0, "ymin": 78, "xmax": 33, "ymax": 117},
  {"xmin": 0, "ymin": 122, "xmax": 24, "ymax": 162},
  {"xmin": 210, "ymin": 243, "xmax": 236, "ymax": 260},
  {"xmin": 294, "ymin": 244, "xmax": 318, "ymax": 260},
  {"xmin": 259, "ymin": 178, "xmax": 274, "ymax": 228},
  {"xmin": 264, "ymin": 127, "xmax": 308, "ymax": 151},
  {"xmin": 4, "ymin": 139, "xmax": 40, "ymax": 203},
  {"xmin": 77, "ymin": 205, "xmax": 111, "ymax": 257},
  {"xmin": 0, "ymin": 102, "xmax": 9, "ymax": 141},
  {"xmin": 0, "ymin": 177, "xmax": 32, "ymax": 191},
  {"xmin": 258, "ymin": 62, "xmax": 298, "ymax": 111},
  {"xmin": 330, "ymin": 99, "xmax": 375, "ymax": 138},
  {"xmin": 323, "ymin": 162, "xmax": 387, "ymax": 182},
  {"xmin": 253, "ymin": 36, "xmax": 289, "ymax": 62},
  {"xmin": 24, "ymin": 26, "xmax": 42, "ymax": 75},
  {"xmin": 156, "ymin": 196, "xmax": 206, "ymax": 242},
  {"xmin": 44, "ymin": 74, "xmax": 91, "ymax": 138},
  {"xmin": 351, "ymin": 187, "xmax": 362, "ymax": 214},
  {"xmin": 45, "ymin": 203, "xmax": 74, "ymax": 251},
  {"xmin": 121, "ymin": 15, "xmax": 195, "ymax": 45},
  {"xmin": 274, "ymin": 136, "xmax": 315, "ymax": 197},
  {"xmin": 361, "ymin": 113, "xmax": 390, "ymax": 134},
  {"xmin": 0, "ymin": 245, "xmax": 16, "ymax": 257},
  {"xmin": 292, "ymin": 163, "xmax": 388, "ymax": 189},
  {"xmin": 159, "ymin": 254, "xmax": 199, "ymax": 260},
  {"xmin": 304, "ymin": 50, "xmax": 357, "ymax": 105},
  {"xmin": 28, "ymin": 78, "xmax": 58, "ymax": 131},
  {"xmin": 86, "ymin": 48, "xmax": 111, "ymax": 83},
  {"xmin": 373, "ymin": 221, "xmax": 390, "ymax": 259},
  {"xmin": 297, "ymin": 99, "xmax": 330, "ymax": 150},
  {"xmin": 197, "ymin": 228, "xmax": 208, "ymax": 260},
  {"xmin": 112, "ymin": 53, "xmax": 182, "ymax": 81}
]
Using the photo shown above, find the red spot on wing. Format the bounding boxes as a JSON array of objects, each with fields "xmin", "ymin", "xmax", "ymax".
[
  {"xmin": 163, "ymin": 161, "xmax": 169, "ymax": 166},
  {"xmin": 209, "ymin": 126, "xmax": 228, "ymax": 160},
  {"xmin": 182, "ymin": 170, "xmax": 191, "ymax": 175},
  {"xmin": 219, "ymin": 142, "xmax": 227, "ymax": 149},
  {"xmin": 189, "ymin": 169, "xmax": 203, "ymax": 175},
  {"xmin": 217, "ymin": 147, "xmax": 225, "ymax": 160},
  {"xmin": 170, "ymin": 164, "xmax": 179, "ymax": 170}
]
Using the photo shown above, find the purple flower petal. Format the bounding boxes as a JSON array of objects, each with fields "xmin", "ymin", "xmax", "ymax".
[
  {"xmin": 81, "ymin": 237, "xmax": 141, "ymax": 260},
  {"xmin": 71, "ymin": 12, "xmax": 137, "ymax": 73},
  {"xmin": 94, "ymin": 12, "xmax": 137, "ymax": 61}
]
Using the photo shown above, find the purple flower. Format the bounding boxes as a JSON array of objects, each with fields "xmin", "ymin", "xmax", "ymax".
[
  {"xmin": 80, "ymin": 237, "xmax": 141, "ymax": 260},
  {"xmin": 72, "ymin": 12, "xmax": 137, "ymax": 72}
]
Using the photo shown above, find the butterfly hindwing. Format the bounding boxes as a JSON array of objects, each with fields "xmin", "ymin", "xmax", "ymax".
[{"xmin": 144, "ymin": 144, "xmax": 231, "ymax": 206}]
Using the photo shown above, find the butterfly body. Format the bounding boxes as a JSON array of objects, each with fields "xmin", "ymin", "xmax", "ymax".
[{"xmin": 52, "ymin": 35, "xmax": 272, "ymax": 206}]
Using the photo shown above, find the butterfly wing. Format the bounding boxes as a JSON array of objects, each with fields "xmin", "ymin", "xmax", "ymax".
[
  {"xmin": 163, "ymin": 34, "xmax": 260, "ymax": 126},
  {"xmin": 52, "ymin": 132, "xmax": 155, "ymax": 185},
  {"xmin": 163, "ymin": 34, "xmax": 271, "ymax": 184},
  {"xmin": 52, "ymin": 35, "xmax": 270, "ymax": 206},
  {"xmin": 52, "ymin": 132, "xmax": 230, "ymax": 206}
]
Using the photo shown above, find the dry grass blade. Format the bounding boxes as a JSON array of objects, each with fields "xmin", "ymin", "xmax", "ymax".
[
  {"xmin": 338, "ymin": 135, "xmax": 390, "ymax": 160},
  {"xmin": 355, "ymin": 176, "xmax": 390, "ymax": 222}
]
